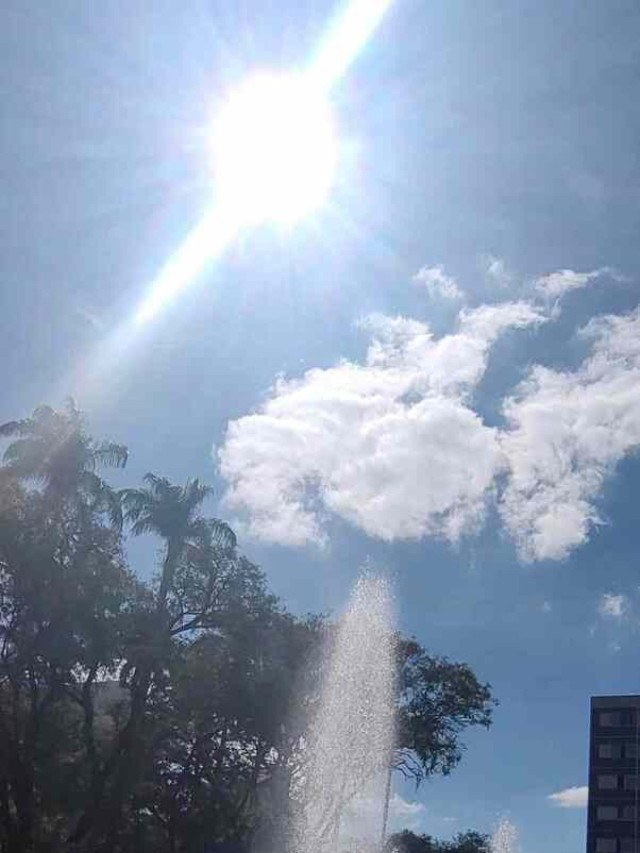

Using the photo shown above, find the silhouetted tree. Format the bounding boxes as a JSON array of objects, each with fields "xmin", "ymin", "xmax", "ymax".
[
  {"xmin": 121, "ymin": 474, "xmax": 234, "ymax": 611},
  {"xmin": 0, "ymin": 403, "xmax": 497, "ymax": 853},
  {"xmin": 387, "ymin": 828, "xmax": 491, "ymax": 853},
  {"xmin": 0, "ymin": 400, "xmax": 127, "ymax": 524},
  {"xmin": 395, "ymin": 639, "xmax": 495, "ymax": 784}
]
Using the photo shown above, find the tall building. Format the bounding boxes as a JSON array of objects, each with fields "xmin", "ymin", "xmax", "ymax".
[{"xmin": 587, "ymin": 696, "xmax": 640, "ymax": 853}]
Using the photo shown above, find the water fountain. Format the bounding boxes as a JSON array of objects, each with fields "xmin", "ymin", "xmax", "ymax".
[
  {"xmin": 291, "ymin": 574, "xmax": 397, "ymax": 853},
  {"xmin": 491, "ymin": 819, "xmax": 519, "ymax": 853},
  {"xmin": 284, "ymin": 574, "xmax": 516, "ymax": 853}
]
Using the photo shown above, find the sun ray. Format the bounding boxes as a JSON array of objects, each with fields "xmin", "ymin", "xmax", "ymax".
[
  {"xmin": 307, "ymin": 0, "xmax": 395, "ymax": 93},
  {"xmin": 129, "ymin": 0, "xmax": 395, "ymax": 328},
  {"xmin": 133, "ymin": 207, "xmax": 239, "ymax": 326},
  {"xmin": 69, "ymin": 0, "xmax": 396, "ymax": 405}
]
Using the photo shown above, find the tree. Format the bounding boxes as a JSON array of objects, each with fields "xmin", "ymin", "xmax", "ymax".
[
  {"xmin": 395, "ymin": 639, "xmax": 495, "ymax": 784},
  {"xmin": 68, "ymin": 478, "xmax": 238, "ymax": 849},
  {"xmin": 121, "ymin": 474, "xmax": 235, "ymax": 611},
  {"xmin": 387, "ymin": 829, "xmax": 491, "ymax": 853},
  {"xmin": 0, "ymin": 403, "xmax": 498, "ymax": 853},
  {"xmin": 0, "ymin": 401, "xmax": 127, "ymax": 525},
  {"xmin": 0, "ymin": 452, "xmax": 135, "ymax": 852}
]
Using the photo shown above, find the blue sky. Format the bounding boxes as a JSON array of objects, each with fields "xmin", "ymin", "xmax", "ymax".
[{"xmin": 2, "ymin": 1, "xmax": 640, "ymax": 851}]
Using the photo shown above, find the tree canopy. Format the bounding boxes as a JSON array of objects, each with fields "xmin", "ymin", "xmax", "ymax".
[
  {"xmin": 0, "ymin": 404, "xmax": 496, "ymax": 853},
  {"xmin": 387, "ymin": 829, "xmax": 491, "ymax": 853}
]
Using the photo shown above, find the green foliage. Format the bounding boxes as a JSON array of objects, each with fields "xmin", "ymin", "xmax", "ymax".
[
  {"xmin": 387, "ymin": 829, "xmax": 491, "ymax": 853},
  {"xmin": 395, "ymin": 638, "xmax": 496, "ymax": 783},
  {"xmin": 0, "ymin": 404, "xmax": 496, "ymax": 853}
]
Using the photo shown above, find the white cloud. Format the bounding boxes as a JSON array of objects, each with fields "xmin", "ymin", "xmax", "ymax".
[
  {"xmin": 389, "ymin": 793, "xmax": 426, "ymax": 820},
  {"xmin": 219, "ymin": 268, "xmax": 640, "ymax": 562},
  {"xmin": 500, "ymin": 308, "xmax": 640, "ymax": 560},
  {"xmin": 541, "ymin": 601, "xmax": 552, "ymax": 613},
  {"xmin": 548, "ymin": 785, "xmax": 588, "ymax": 809},
  {"xmin": 483, "ymin": 255, "xmax": 512, "ymax": 288},
  {"xmin": 413, "ymin": 265, "xmax": 464, "ymax": 301},
  {"xmin": 218, "ymin": 302, "xmax": 543, "ymax": 546},
  {"xmin": 387, "ymin": 793, "xmax": 426, "ymax": 832},
  {"xmin": 343, "ymin": 792, "xmax": 425, "ymax": 834},
  {"xmin": 535, "ymin": 268, "xmax": 606, "ymax": 299},
  {"xmin": 599, "ymin": 593, "xmax": 628, "ymax": 618}
]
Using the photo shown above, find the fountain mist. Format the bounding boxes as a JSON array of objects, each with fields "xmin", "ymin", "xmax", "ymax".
[
  {"xmin": 491, "ymin": 819, "xmax": 519, "ymax": 853},
  {"xmin": 291, "ymin": 574, "xmax": 396, "ymax": 853}
]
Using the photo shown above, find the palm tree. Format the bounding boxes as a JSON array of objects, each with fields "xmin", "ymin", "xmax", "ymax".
[
  {"xmin": 0, "ymin": 401, "xmax": 128, "ymax": 525},
  {"xmin": 121, "ymin": 474, "xmax": 235, "ymax": 610}
]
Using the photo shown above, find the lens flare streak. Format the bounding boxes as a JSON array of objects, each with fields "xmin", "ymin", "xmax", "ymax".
[
  {"xmin": 133, "ymin": 208, "xmax": 239, "ymax": 326},
  {"xmin": 130, "ymin": 0, "xmax": 394, "ymax": 328},
  {"xmin": 308, "ymin": 0, "xmax": 394, "ymax": 93},
  {"xmin": 94, "ymin": 0, "xmax": 393, "ymax": 372}
]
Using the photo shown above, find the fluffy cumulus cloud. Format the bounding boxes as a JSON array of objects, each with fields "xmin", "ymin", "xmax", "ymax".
[
  {"xmin": 499, "ymin": 308, "xmax": 640, "ymax": 560},
  {"xmin": 218, "ymin": 265, "xmax": 640, "ymax": 561},
  {"xmin": 548, "ymin": 785, "xmax": 588, "ymax": 808},
  {"xmin": 599, "ymin": 593, "xmax": 629, "ymax": 618},
  {"xmin": 413, "ymin": 265, "xmax": 464, "ymax": 301},
  {"xmin": 219, "ymin": 301, "xmax": 543, "ymax": 546}
]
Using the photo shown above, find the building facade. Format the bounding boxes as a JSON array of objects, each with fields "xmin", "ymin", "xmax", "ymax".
[{"xmin": 587, "ymin": 696, "xmax": 640, "ymax": 853}]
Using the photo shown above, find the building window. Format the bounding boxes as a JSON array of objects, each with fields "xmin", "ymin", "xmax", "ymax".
[
  {"xmin": 599, "ymin": 711, "xmax": 637, "ymax": 727},
  {"xmin": 596, "ymin": 839, "xmax": 617, "ymax": 853},
  {"xmin": 624, "ymin": 775, "xmax": 639, "ymax": 791},
  {"xmin": 599, "ymin": 775, "xmax": 619, "ymax": 790},
  {"xmin": 621, "ymin": 806, "xmax": 636, "ymax": 821},
  {"xmin": 597, "ymin": 806, "xmax": 619, "ymax": 821},
  {"xmin": 600, "ymin": 743, "xmax": 623, "ymax": 759},
  {"xmin": 625, "ymin": 742, "xmax": 638, "ymax": 759},
  {"xmin": 620, "ymin": 839, "xmax": 635, "ymax": 853}
]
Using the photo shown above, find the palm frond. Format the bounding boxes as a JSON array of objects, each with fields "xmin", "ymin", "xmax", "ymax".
[
  {"xmin": 142, "ymin": 473, "xmax": 169, "ymax": 492},
  {"xmin": 207, "ymin": 518, "xmax": 237, "ymax": 550},
  {"xmin": 2, "ymin": 438, "xmax": 43, "ymax": 465},
  {"xmin": 93, "ymin": 441, "xmax": 129, "ymax": 470},
  {"xmin": 81, "ymin": 472, "xmax": 124, "ymax": 530},
  {"xmin": 184, "ymin": 478, "xmax": 213, "ymax": 511},
  {"xmin": 130, "ymin": 518, "xmax": 158, "ymax": 537},
  {"xmin": 0, "ymin": 419, "xmax": 30, "ymax": 438},
  {"xmin": 120, "ymin": 489, "xmax": 151, "ymax": 523}
]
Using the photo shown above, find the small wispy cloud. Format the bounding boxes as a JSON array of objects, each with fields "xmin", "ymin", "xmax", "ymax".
[
  {"xmin": 548, "ymin": 785, "xmax": 588, "ymax": 809},
  {"xmin": 599, "ymin": 593, "xmax": 629, "ymax": 619},
  {"xmin": 389, "ymin": 793, "xmax": 426, "ymax": 819},
  {"xmin": 413, "ymin": 265, "xmax": 464, "ymax": 301},
  {"xmin": 482, "ymin": 255, "xmax": 512, "ymax": 289},
  {"xmin": 343, "ymin": 792, "xmax": 425, "ymax": 834},
  {"xmin": 535, "ymin": 268, "xmax": 606, "ymax": 299}
]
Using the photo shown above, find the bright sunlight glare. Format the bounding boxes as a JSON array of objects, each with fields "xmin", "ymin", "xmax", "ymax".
[
  {"xmin": 213, "ymin": 73, "xmax": 337, "ymax": 226},
  {"xmin": 120, "ymin": 0, "xmax": 394, "ymax": 334}
]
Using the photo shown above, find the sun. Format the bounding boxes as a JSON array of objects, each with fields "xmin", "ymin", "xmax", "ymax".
[{"xmin": 212, "ymin": 73, "xmax": 337, "ymax": 225}]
